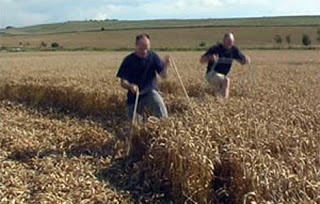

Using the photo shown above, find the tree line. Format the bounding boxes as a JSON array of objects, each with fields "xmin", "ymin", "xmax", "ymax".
[{"xmin": 274, "ymin": 28, "xmax": 320, "ymax": 46}]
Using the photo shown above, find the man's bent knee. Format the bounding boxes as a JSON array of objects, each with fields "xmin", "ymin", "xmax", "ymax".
[
  {"xmin": 148, "ymin": 90, "xmax": 168, "ymax": 118},
  {"xmin": 223, "ymin": 77, "xmax": 230, "ymax": 87}
]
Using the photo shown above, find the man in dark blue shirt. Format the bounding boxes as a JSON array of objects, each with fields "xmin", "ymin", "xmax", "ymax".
[
  {"xmin": 117, "ymin": 34, "xmax": 169, "ymax": 120},
  {"xmin": 200, "ymin": 33, "xmax": 250, "ymax": 98}
]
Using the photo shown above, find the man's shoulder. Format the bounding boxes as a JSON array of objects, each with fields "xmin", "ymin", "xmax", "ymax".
[
  {"xmin": 216, "ymin": 43, "xmax": 224, "ymax": 48},
  {"xmin": 148, "ymin": 51, "xmax": 162, "ymax": 62},
  {"xmin": 121, "ymin": 53, "xmax": 138, "ymax": 65},
  {"xmin": 124, "ymin": 52, "xmax": 136, "ymax": 60},
  {"xmin": 119, "ymin": 53, "xmax": 136, "ymax": 71},
  {"xmin": 149, "ymin": 51, "xmax": 160, "ymax": 58},
  {"xmin": 208, "ymin": 43, "xmax": 223, "ymax": 51},
  {"xmin": 231, "ymin": 45, "xmax": 241, "ymax": 52}
]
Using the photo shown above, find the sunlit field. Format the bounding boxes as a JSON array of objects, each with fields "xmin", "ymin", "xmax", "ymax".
[
  {"xmin": 2, "ymin": 26, "xmax": 319, "ymax": 49},
  {"xmin": 1, "ymin": 50, "xmax": 320, "ymax": 203}
]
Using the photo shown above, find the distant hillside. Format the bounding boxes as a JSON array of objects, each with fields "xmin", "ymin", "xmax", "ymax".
[{"xmin": 1, "ymin": 15, "xmax": 319, "ymax": 36}]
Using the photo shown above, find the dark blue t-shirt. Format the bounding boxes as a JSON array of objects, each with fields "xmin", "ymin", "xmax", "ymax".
[
  {"xmin": 116, "ymin": 51, "xmax": 164, "ymax": 104},
  {"xmin": 204, "ymin": 44, "xmax": 245, "ymax": 75}
]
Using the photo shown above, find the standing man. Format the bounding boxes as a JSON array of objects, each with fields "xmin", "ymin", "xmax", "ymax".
[
  {"xmin": 200, "ymin": 33, "xmax": 250, "ymax": 98},
  {"xmin": 117, "ymin": 33, "xmax": 169, "ymax": 120}
]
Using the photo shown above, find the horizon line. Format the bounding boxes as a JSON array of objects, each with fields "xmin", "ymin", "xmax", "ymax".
[{"xmin": 2, "ymin": 14, "xmax": 319, "ymax": 30}]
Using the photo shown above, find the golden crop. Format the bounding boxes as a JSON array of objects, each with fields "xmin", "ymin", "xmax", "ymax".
[{"xmin": 1, "ymin": 50, "xmax": 319, "ymax": 203}]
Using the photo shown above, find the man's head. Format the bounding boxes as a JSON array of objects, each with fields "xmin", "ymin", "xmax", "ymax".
[
  {"xmin": 223, "ymin": 33, "xmax": 235, "ymax": 50},
  {"xmin": 135, "ymin": 33, "xmax": 150, "ymax": 56}
]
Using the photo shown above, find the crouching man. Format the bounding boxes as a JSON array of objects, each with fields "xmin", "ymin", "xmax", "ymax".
[
  {"xmin": 200, "ymin": 33, "xmax": 250, "ymax": 98},
  {"xmin": 117, "ymin": 33, "xmax": 170, "ymax": 120}
]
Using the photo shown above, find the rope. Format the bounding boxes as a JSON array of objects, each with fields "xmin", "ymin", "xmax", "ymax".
[
  {"xmin": 132, "ymin": 89, "xmax": 140, "ymax": 125},
  {"xmin": 170, "ymin": 57, "xmax": 194, "ymax": 112},
  {"xmin": 127, "ymin": 88, "xmax": 139, "ymax": 155},
  {"xmin": 248, "ymin": 62, "xmax": 257, "ymax": 98},
  {"xmin": 127, "ymin": 56, "xmax": 195, "ymax": 154}
]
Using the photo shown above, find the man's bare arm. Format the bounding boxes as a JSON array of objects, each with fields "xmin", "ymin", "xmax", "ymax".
[
  {"xmin": 159, "ymin": 56, "xmax": 170, "ymax": 78},
  {"xmin": 200, "ymin": 54, "xmax": 218, "ymax": 64},
  {"xmin": 120, "ymin": 79, "xmax": 138, "ymax": 94},
  {"xmin": 240, "ymin": 55, "xmax": 250, "ymax": 65}
]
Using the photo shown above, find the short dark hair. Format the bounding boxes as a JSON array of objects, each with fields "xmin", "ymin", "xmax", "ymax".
[
  {"xmin": 223, "ymin": 33, "xmax": 234, "ymax": 40},
  {"xmin": 136, "ymin": 33, "xmax": 150, "ymax": 44}
]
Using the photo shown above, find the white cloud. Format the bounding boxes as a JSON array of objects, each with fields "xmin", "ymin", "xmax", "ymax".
[
  {"xmin": 92, "ymin": 4, "xmax": 124, "ymax": 20},
  {"xmin": 139, "ymin": 0, "xmax": 223, "ymax": 17},
  {"xmin": 90, "ymin": 0, "xmax": 224, "ymax": 21},
  {"xmin": 270, "ymin": 0, "xmax": 320, "ymax": 15},
  {"xmin": 0, "ymin": 0, "xmax": 49, "ymax": 27},
  {"xmin": 0, "ymin": 0, "xmax": 319, "ymax": 28},
  {"xmin": 225, "ymin": 0, "xmax": 269, "ymax": 5}
]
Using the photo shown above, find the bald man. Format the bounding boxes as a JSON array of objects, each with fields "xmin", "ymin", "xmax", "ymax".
[
  {"xmin": 200, "ymin": 33, "xmax": 250, "ymax": 98},
  {"xmin": 117, "ymin": 33, "xmax": 170, "ymax": 121}
]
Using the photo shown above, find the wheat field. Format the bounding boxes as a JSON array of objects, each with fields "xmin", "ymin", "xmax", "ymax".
[
  {"xmin": 2, "ymin": 26, "xmax": 319, "ymax": 49},
  {"xmin": 1, "ymin": 50, "xmax": 320, "ymax": 203}
]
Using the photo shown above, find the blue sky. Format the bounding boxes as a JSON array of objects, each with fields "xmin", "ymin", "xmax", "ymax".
[{"xmin": 0, "ymin": 0, "xmax": 319, "ymax": 28}]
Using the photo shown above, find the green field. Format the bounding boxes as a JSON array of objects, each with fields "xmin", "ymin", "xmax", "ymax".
[
  {"xmin": 1, "ymin": 15, "xmax": 319, "ymax": 35},
  {"xmin": 1, "ymin": 16, "xmax": 320, "ymax": 51}
]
